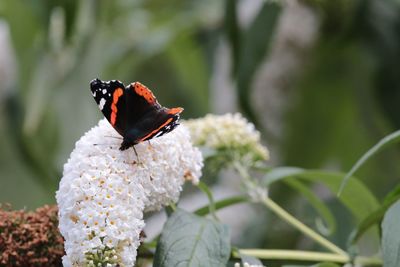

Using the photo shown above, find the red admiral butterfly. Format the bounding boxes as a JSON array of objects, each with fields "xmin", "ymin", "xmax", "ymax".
[{"xmin": 90, "ymin": 78, "xmax": 183, "ymax": 150}]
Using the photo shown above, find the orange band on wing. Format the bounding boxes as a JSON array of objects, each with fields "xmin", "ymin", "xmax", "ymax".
[
  {"xmin": 132, "ymin": 82, "xmax": 157, "ymax": 104},
  {"xmin": 138, "ymin": 118, "xmax": 173, "ymax": 142},
  {"xmin": 167, "ymin": 107, "xmax": 184, "ymax": 115},
  {"xmin": 110, "ymin": 88, "xmax": 124, "ymax": 125}
]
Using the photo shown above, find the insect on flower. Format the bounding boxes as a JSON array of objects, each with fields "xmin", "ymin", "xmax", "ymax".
[
  {"xmin": 57, "ymin": 119, "xmax": 203, "ymax": 267},
  {"xmin": 90, "ymin": 78, "xmax": 184, "ymax": 151}
]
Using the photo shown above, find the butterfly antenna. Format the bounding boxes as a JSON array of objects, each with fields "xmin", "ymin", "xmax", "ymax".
[
  {"xmin": 104, "ymin": 135, "xmax": 123, "ymax": 140},
  {"xmin": 93, "ymin": 143, "xmax": 117, "ymax": 149}
]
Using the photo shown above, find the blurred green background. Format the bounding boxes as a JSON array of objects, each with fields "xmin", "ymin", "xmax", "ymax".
[{"xmin": 1, "ymin": 0, "xmax": 400, "ymax": 261}]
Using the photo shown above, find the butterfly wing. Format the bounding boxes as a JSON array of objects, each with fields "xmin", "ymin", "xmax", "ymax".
[
  {"xmin": 124, "ymin": 82, "xmax": 162, "ymax": 126},
  {"xmin": 136, "ymin": 107, "xmax": 184, "ymax": 143},
  {"xmin": 117, "ymin": 82, "xmax": 183, "ymax": 149},
  {"xmin": 120, "ymin": 106, "xmax": 184, "ymax": 150},
  {"xmin": 90, "ymin": 78, "xmax": 126, "ymax": 136}
]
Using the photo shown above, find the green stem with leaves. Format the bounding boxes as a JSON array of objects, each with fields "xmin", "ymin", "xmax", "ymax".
[
  {"xmin": 262, "ymin": 196, "xmax": 347, "ymax": 256},
  {"xmin": 234, "ymin": 249, "xmax": 382, "ymax": 266},
  {"xmin": 197, "ymin": 181, "xmax": 218, "ymax": 221},
  {"xmin": 234, "ymin": 162, "xmax": 347, "ymax": 256}
]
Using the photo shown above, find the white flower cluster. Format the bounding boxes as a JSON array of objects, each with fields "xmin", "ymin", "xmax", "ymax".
[
  {"xmin": 56, "ymin": 119, "xmax": 203, "ymax": 267},
  {"xmin": 183, "ymin": 113, "xmax": 269, "ymax": 165}
]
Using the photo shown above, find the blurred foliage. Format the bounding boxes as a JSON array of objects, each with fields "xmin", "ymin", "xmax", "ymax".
[
  {"xmin": 282, "ymin": 0, "xmax": 400, "ymax": 199},
  {"xmin": 1, "ymin": 0, "xmax": 400, "ymax": 266},
  {"xmin": 225, "ymin": 0, "xmax": 281, "ymax": 129},
  {"xmin": 0, "ymin": 0, "xmax": 220, "ymax": 208}
]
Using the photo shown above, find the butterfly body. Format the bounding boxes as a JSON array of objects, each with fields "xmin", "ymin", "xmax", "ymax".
[{"xmin": 90, "ymin": 78, "xmax": 183, "ymax": 150}]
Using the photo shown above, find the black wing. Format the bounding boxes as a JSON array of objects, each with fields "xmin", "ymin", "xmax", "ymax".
[
  {"xmin": 90, "ymin": 78, "xmax": 126, "ymax": 136},
  {"xmin": 124, "ymin": 82, "xmax": 161, "ymax": 129}
]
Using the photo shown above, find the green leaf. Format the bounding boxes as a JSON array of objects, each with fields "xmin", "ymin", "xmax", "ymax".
[
  {"xmin": 194, "ymin": 196, "xmax": 248, "ymax": 216},
  {"xmin": 264, "ymin": 168, "xmax": 353, "ymax": 236},
  {"xmin": 349, "ymin": 184, "xmax": 400, "ymax": 245},
  {"xmin": 166, "ymin": 32, "xmax": 210, "ymax": 114},
  {"xmin": 382, "ymin": 200, "xmax": 400, "ymax": 267},
  {"xmin": 338, "ymin": 130, "xmax": 400, "ymax": 195},
  {"xmin": 311, "ymin": 263, "xmax": 340, "ymax": 267},
  {"xmin": 197, "ymin": 181, "xmax": 218, "ymax": 220},
  {"xmin": 264, "ymin": 167, "xmax": 379, "ymax": 223},
  {"xmin": 225, "ymin": 0, "xmax": 240, "ymax": 75},
  {"xmin": 281, "ymin": 44, "xmax": 389, "ymax": 190},
  {"xmin": 0, "ymin": 111, "xmax": 54, "ymax": 209},
  {"xmin": 283, "ymin": 264, "xmax": 340, "ymax": 267},
  {"xmin": 165, "ymin": 205, "xmax": 176, "ymax": 217},
  {"xmin": 264, "ymin": 168, "xmax": 381, "ymax": 253},
  {"xmin": 285, "ymin": 179, "xmax": 336, "ymax": 235},
  {"xmin": 235, "ymin": 1, "xmax": 281, "ymax": 128},
  {"xmin": 283, "ymin": 263, "xmax": 340, "ymax": 267},
  {"xmin": 264, "ymin": 167, "xmax": 304, "ymax": 186},
  {"xmin": 154, "ymin": 209, "xmax": 231, "ymax": 267}
]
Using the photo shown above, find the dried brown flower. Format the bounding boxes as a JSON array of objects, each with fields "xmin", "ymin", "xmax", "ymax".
[{"xmin": 0, "ymin": 204, "xmax": 64, "ymax": 267}]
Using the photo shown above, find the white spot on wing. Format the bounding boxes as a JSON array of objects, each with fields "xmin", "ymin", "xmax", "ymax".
[
  {"xmin": 102, "ymin": 89, "xmax": 107, "ymax": 94},
  {"xmin": 99, "ymin": 98, "xmax": 106, "ymax": 110}
]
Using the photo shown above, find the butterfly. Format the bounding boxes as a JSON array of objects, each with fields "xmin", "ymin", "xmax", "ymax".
[{"xmin": 90, "ymin": 78, "xmax": 183, "ymax": 150}]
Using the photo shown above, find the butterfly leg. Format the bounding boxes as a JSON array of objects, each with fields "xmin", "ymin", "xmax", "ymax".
[
  {"xmin": 147, "ymin": 140, "xmax": 153, "ymax": 148},
  {"xmin": 133, "ymin": 145, "xmax": 141, "ymax": 163}
]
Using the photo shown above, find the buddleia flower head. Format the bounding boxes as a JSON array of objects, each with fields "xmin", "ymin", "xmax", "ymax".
[
  {"xmin": 183, "ymin": 113, "xmax": 269, "ymax": 167},
  {"xmin": 56, "ymin": 119, "xmax": 203, "ymax": 267}
]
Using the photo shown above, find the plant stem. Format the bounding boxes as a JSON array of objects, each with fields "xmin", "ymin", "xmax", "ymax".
[
  {"xmin": 234, "ymin": 162, "xmax": 347, "ymax": 256},
  {"xmin": 197, "ymin": 181, "xmax": 218, "ymax": 221},
  {"xmin": 261, "ymin": 196, "xmax": 347, "ymax": 256},
  {"xmin": 194, "ymin": 195, "xmax": 248, "ymax": 216},
  {"xmin": 234, "ymin": 249, "xmax": 382, "ymax": 266}
]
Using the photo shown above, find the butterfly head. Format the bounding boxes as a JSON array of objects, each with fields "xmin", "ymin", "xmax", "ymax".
[
  {"xmin": 90, "ymin": 78, "xmax": 101, "ymax": 86},
  {"xmin": 90, "ymin": 78, "xmax": 104, "ymax": 98},
  {"xmin": 90, "ymin": 78, "xmax": 119, "ymax": 92}
]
